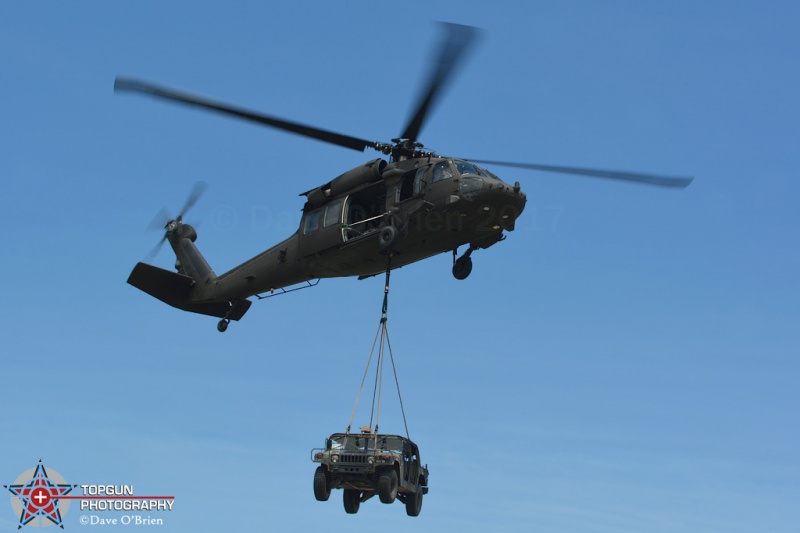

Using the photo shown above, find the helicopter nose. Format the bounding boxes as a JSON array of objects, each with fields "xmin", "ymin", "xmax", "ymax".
[{"xmin": 478, "ymin": 177, "xmax": 526, "ymax": 229}]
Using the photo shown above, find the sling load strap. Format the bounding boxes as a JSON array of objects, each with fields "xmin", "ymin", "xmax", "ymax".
[
  {"xmin": 347, "ymin": 255, "xmax": 392, "ymax": 434},
  {"xmin": 346, "ymin": 254, "xmax": 411, "ymax": 441},
  {"xmin": 383, "ymin": 321, "xmax": 411, "ymax": 439},
  {"xmin": 382, "ymin": 257, "xmax": 391, "ymax": 319},
  {"xmin": 346, "ymin": 321, "xmax": 382, "ymax": 434}
]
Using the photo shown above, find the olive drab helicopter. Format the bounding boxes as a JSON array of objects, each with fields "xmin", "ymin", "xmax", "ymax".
[{"xmin": 116, "ymin": 23, "xmax": 692, "ymax": 332}]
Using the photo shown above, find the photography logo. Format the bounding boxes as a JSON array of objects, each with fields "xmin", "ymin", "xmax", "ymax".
[{"xmin": 4, "ymin": 460, "xmax": 76, "ymax": 529}]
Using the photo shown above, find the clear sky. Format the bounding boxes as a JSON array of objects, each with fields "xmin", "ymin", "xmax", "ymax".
[{"xmin": 2, "ymin": 1, "xmax": 798, "ymax": 532}]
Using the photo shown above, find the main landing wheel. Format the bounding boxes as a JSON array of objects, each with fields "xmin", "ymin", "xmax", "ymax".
[
  {"xmin": 452, "ymin": 257, "xmax": 473, "ymax": 280},
  {"xmin": 217, "ymin": 319, "xmax": 229, "ymax": 333}
]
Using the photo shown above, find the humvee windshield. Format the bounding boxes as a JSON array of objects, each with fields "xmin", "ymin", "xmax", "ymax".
[{"xmin": 329, "ymin": 435, "xmax": 404, "ymax": 453}]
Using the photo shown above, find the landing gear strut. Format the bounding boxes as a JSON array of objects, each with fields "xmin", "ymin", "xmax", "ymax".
[
  {"xmin": 217, "ymin": 300, "xmax": 238, "ymax": 332},
  {"xmin": 452, "ymin": 246, "xmax": 477, "ymax": 280}
]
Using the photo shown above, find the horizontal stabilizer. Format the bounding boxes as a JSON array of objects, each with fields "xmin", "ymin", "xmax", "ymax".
[{"xmin": 127, "ymin": 262, "xmax": 251, "ymax": 320}]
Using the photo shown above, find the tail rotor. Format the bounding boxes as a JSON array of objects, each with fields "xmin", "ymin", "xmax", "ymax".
[{"xmin": 142, "ymin": 181, "xmax": 208, "ymax": 263}]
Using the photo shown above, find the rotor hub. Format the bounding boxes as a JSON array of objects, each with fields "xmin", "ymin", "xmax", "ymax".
[{"xmin": 387, "ymin": 139, "xmax": 433, "ymax": 161}]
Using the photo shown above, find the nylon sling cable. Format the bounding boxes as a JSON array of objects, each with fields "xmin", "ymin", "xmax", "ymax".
[
  {"xmin": 373, "ymin": 255, "xmax": 392, "ymax": 435},
  {"xmin": 346, "ymin": 255, "xmax": 391, "ymax": 434},
  {"xmin": 384, "ymin": 324, "xmax": 411, "ymax": 440},
  {"xmin": 345, "ymin": 254, "xmax": 411, "ymax": 440},
  {"xmin": 368, "ymin": 329, "xmax": 382, "ymax": 430},
  {"xmin": 347, "ymin": 324, "xmax": 382, "ymax": 434},
  {"xmin": 384, "ymin": 255, "xmax": 409, "ymax": 439},
  {"xmin": 373, "ymin": 324, "xmax": 386, "ymax": 434}
]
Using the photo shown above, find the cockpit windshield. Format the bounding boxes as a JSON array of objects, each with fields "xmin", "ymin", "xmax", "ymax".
[
  {"xmin": 455, "ymin": 160, "xmax": 484, "ymax": 177},
  {"xmin": 478, "ymin": 165, "xmax": 499, "ymax": 180}
]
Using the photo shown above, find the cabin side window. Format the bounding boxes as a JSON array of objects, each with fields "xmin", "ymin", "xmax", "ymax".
[
  {"xmin": 304, "ymin": 208, "xmax": 321, "ymax": 235},
  {"xmin": 414, "ymin": 166, "xmax": 426, "ymax": 195},
  {"xmin": 396, "ymin": 167, "xmax": 426, "ymax": 203},
  {"xmin": 323, "ymin": 199, "xmax": 343, "ymax": 228}
]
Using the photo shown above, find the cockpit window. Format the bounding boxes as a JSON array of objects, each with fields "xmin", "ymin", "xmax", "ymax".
[
  {"xmin": 431, "ymin": 160, "xmax": 454, "ymax": 183},
  {"xmin": 478, "ymin": 166, "xmax": 498, "ymax": 179},
  {"xmin": 455, "ymin": 160, "xmax": 483, "ymax": 176},
  {"xmin": 323, "ymin": 199, "xmax": 343, "ymax": 227}
]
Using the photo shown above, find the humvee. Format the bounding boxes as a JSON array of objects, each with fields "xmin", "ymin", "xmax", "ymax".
[{"xmin": 311, "ymin": 432, "xmax": 429, "ymax": 516}]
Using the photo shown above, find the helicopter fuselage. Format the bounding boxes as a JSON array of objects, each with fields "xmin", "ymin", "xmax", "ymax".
[{"xmin": 130, "ymin": 156, "xmax": 526, "ymax": 322}]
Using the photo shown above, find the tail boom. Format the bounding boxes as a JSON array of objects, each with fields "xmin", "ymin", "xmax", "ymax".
[{"xmin": 127, "ymin": 262, "xmax": 251, "ymax": 320}]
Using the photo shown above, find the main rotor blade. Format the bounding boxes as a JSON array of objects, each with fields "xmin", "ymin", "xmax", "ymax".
[
  {"xmin": 114, "ymin": 78, "xmax": 377, "ymax": 152},
  {"xmin": 400, "ymin": 23, "xmax": 480, "ymax": 143},
  {"xmin": 469, "ymin": 159, "xmax": 694, "ymax": 189}
]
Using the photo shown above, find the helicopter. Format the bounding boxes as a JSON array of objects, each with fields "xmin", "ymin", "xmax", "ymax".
[{"xmin": 116, "ymin": 23, "xmax": 692, "ymax": 333}]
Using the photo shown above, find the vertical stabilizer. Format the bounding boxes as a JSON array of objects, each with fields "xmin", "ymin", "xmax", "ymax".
[{"xmin": 166, "ymin": 221, "xmax": 216, "ymax": 285}]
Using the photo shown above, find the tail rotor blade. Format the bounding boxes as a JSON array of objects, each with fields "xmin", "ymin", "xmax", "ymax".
[
  {"xmin": 144, "ymin": 235, "xmax": 167, "ymax": 264},
  {"xmin": 147, "ymin": 207, "xmax": 171, "ymax": 231},
  {"xmin": 142, "ymin": 181, "xmax": 208, "ymax": 263},
  {"xmin": 178, "ymin": 181, "xmax": 208, "ymax": 220}
]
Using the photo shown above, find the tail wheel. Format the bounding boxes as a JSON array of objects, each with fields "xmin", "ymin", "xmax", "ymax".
[
  {"xmin": 313, "ymin": 466, "xmax": 330, "ymax": 502},
  {"xmin": 343, "ymin": 489, "xmax": 360, "ymax": 514},
  {"xmin": 378, "ymin": 469, "xmax": 399, "ymax": 504}
]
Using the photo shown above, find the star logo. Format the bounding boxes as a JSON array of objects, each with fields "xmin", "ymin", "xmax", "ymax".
[{"xmin": 5, "ymin": 461, "xmax": 76, "ymax": 529}]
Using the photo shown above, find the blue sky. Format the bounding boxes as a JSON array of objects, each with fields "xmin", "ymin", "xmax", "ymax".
[{"xmin": 1, "ymin": 1, "xmax": 798, "ymax": 531}]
